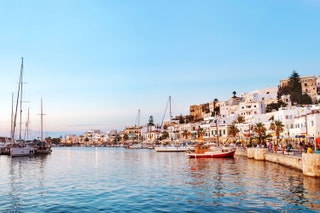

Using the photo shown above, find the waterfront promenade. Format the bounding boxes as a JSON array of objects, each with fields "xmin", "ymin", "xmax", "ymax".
[{"xmin": 236, "ymin": 148, "xmax": 320, "ymax": 177}]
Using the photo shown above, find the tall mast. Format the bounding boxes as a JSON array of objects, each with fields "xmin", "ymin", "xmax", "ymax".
[
  {"xmin": 11, "ymin": 57, "xmax": 23, "ymax": 142},
  {"xmin": 41, "ymin": 98, "xmax": 44, "ymax": 141},
  {"xmin": 169, "ymin": 96, "xmax": 172, "ymax": 122},
  {"xmin": 37, "ymin": 98, "xmax": 46, "ymax": 141},
  {"xmin": 138, "ymin": 109, "xmax": 140, "ymax": 127},
  {"xmin": 160, "ymin": 96, "xmax": 172, "ymax": 130},
  {"xmin": 24, "ymin": 108, "xmax": 30, "ymax": 140},
  {"xmin": 10, "ymin": 93, "xmax": 14, "ymax": 141},
  {"xmin": 19, "ymin": 57, "xmax": 24, "ymax": 140}
]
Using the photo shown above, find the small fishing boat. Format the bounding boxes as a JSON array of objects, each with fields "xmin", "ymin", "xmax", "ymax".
[{"xmin": 186, "ymin": 143, "xmax": 235, "ymax": 158}]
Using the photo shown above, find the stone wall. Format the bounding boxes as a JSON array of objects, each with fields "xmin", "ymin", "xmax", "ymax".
[
  {"xmin": 302, "ymin": 153, "xmax": 320, "ymax": 177},
  {"xmin": 241, "ymin": 148, "xmax": 320, "ymax": 177},
  {"xmin": 265, "ymin": 153, "xmax": 302, "ymax": 171}
]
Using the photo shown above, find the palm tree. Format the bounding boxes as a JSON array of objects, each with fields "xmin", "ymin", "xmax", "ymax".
[
  {"xmin": 270, "ymin": 120, "xmax": 284, "ymax": 146},
  {"xmin": 232, "ymin": 115, "xmax": 245, "ymax": 124},
  {"xmin": 254, "ymin": 122, "xmax": 266, "ymax": 145},
  {"xmin": 182, "ymin": 130, "xmax": 188, "ymax": 139},
  {"xmin": 197, "ymin": 127, "xmax": 205, "ymax": 140},
  {"xmin": 228, "ymin": 124, "xmax": 239, "ymax": 143}
]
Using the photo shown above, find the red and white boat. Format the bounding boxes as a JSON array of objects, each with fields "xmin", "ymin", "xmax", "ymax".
[{"xmin": 186, "ymin": 143, "xmax": 235, "ymax": 158}]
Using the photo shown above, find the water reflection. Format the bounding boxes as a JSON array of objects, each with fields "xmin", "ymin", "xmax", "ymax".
[
  {"xmin": 187, "ymin": 157, "xmax": 319, "ymax": 211},
  {"xmin": 1, "ymin": 148, "xmax": 319, "ymax": 212},
  {"xmin": 8, "ymin": 155, "xmax": 49, "ymax": 211},
  {"xmin": 303, "ymin": 176, "xmax": 320, "ymax": 210}
]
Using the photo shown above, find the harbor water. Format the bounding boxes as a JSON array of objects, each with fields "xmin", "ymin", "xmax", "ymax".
[{"xmin": 0, "ymin": 147, "xmax": 319, "ymax": 212}]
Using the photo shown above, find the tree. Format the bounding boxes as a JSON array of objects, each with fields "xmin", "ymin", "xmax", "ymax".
[
  {"xmin": 253, "ymin": 122, "xmax": 266, "ymax": 145},
  {"xmin": 277, "ymin": 84, "xmax": 290, "ymax": 99},
  {"xmin": 182, "ymin": 130, "xmax": 188, "ymax": 139},
  {"xmin": 277, "ymin": 70, "xmax": 313, "ymax": 105},
  {"xmin": 114, "ymin": 134, "xmax": 122, "ymax": 143},
  {"xmin": 299, "ymin": 94, "xmax": 313, "ymax": 105},
  {"xmin": 232, "ymin": 115, "xmax": 245, "ymax": 124},
  {"xmin": 197, "ymin": 127, "xmax": 205, "ymax": 140},
  {"xmin": 123, "ymin": 133, "xmax": 129, "ymax": 141},
  {"xmin": 228, "ymin": 124, "xmax": 239, "ymax": 141},
  {"xmin": 266, "ymin": 101, "xmax": 287, "ymax": 112},
  {"xmin": 160, "ymin": 131, "xmax": 169, "ymax": 140},
  {"xmin": 269, "ymin": 120, "xmax": 284, "ymax": 146},
  {"xmin": 289, "ymin": 71, "xmax": 302, "ymax": 104},
  {"xmin": 178, "ymin": 114, "xmax": 185, "ymax": 124}
]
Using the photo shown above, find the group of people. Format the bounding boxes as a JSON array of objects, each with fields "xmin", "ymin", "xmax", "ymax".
[
  {"xmin": 299, "ymin": 141, "xmax": 314, "ymax": 153},
  {"xmin": 266, "ymin": 140, "xmax": 314, "ymax": 154},
  {"xmin": 299, "ymin": 141, "xmax": 313, "ymax": 153}
]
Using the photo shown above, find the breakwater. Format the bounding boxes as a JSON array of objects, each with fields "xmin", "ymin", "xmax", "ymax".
[{"xmin": 236, "ymin": 148, "xmax": 320, "ymax": 177}]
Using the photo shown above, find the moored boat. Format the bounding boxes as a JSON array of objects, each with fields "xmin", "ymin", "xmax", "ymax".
[
  {"xmin": 186, "ymin": 143, "xmax": 235, "ymax": 158},
  {"xmin": 155, "ymin": 145, "xmax": 194, "ymax": 152},
  {"xmin": 10, "ymin": 141, "xmax": 35, "ymax": 157},
  {"xmin": 33, "ymin": 99, "xmax": 52, "ymax": 156},
  {"xmin": 9, "ymin": 58, "xmax": 35, "ymax": 157},
  {"xmin": 9, "ymin": 58, "xmax": 51, "ymax": 157},
  {"xmin": 127, "ymin": 143, "xmax": 145, "ymax": 149}
]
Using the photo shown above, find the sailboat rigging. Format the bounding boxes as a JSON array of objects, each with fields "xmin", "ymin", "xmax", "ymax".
[
  {"xmin": 10, "ymin": 57, "xmax": 35, "ymax": 156},
  {"xmin": 33, "ymin": 98, "xmax": 52, "ymax": 155},
  {"xmin": 154, "ymin": 96, "xmax": 194, "ymax": 152}
]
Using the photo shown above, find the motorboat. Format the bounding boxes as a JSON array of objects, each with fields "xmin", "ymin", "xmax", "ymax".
[{"xmin": 186, "ymin": 143, "xmax": 235, "ymax": 158}]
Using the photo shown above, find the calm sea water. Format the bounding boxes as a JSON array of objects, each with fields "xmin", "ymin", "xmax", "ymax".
[{"xmin": 0, "ymin": 147, "xmax": 319, "ymax": 212}]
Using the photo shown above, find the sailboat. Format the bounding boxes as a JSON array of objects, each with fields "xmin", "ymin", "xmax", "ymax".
[
  {"xmin": 10, "ymin": 57, "xmax": 35, "ymax": 157},
  {"xmin": 154, "ymin": 96, "xmax": 195, "ymax": 152},
  {"xmin": 34, "ymin": 98, "xmax": 52, "ymax": 155}
]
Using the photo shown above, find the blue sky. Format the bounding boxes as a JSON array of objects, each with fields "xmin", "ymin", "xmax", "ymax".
[{"xmin": 0, "ymin": 0, "xmax": 320, "ymax": 138}]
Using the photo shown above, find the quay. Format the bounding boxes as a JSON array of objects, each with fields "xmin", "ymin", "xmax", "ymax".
[{"xmin": 235, "ymin": 148, "xmax": 320, "ymax": 177}]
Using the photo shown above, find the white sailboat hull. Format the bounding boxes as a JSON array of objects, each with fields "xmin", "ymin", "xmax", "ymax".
[
  {"xmin": 155, "ymin": 146, "xmax": 194, "ymax": 152},
  {"xmin": 10, "ymin": 146, "xmax": 35, "ymax": 157}
]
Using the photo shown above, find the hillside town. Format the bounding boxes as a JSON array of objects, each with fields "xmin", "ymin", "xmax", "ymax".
[{"xmin": 61, "ymin": 72, "xmax": 320, "ymax": 150}]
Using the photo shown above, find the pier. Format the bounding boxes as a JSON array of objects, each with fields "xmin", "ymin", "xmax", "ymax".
[{"xmin": 236, "ymin": 148, "xmax": 320, "ymax": 177}]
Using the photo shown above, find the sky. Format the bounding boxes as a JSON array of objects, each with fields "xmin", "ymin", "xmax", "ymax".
[{"xmin": 0, "ymin": 0, "xmax": 320, "ymax": 138}]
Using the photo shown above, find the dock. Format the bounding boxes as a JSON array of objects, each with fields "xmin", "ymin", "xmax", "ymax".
[{"xmin": 235, "ymin": 148, "xmax": 320, "ymax": 177}]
